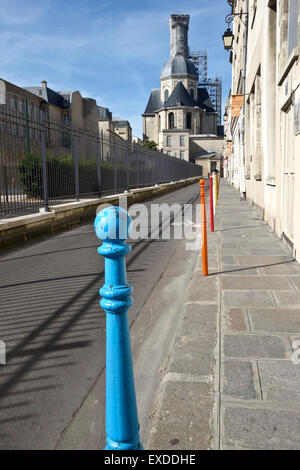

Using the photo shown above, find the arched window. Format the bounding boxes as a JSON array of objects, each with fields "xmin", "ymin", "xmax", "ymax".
[
  {"xmin": 168, "ymin": 112, "xmax": 175, "ymax": 129},
  {"xmin": 164, "ymin": 89, "xmax": 169, "ymax": 102},
  {"xmin": 186, "ymin": 112, "xmax": 192, "ymax": 130},
  {"xmin": 190, "ymin": 89, "xmax": 194, "ymax": 101},
  {"xmin": 158, "ymin": 115, "xmax": 161, "ymax": 131}
]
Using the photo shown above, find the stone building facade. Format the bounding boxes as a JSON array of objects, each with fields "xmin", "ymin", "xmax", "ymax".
[
  {"xmin": 142, "ymin": 14, "xmax": 221, "ymax": 165},
  {"xmin": 225, "ymin": 0, "xmax": 300, "ymax": 260}
]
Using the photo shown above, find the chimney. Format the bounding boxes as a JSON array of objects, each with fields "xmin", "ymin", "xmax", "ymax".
[
  {"xmin": 169, "ymin": 14, "xmax": 190, "ymax": 58},
  {"xmin": 41, "ymin": 80, "xmax": 47, "ymax": 87}
]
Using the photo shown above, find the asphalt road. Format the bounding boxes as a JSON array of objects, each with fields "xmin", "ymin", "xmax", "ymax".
[{"xmin": 0, "ymin": 182, "xmax": 201, "ymax": 449}]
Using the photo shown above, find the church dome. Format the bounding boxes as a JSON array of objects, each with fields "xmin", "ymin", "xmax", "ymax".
[{"xmin": 161, "ymin": 54, "xmax": 198, "ymax": 79}]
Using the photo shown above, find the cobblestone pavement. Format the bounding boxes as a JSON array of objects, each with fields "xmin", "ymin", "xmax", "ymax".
[{"xmin": 148, "ymin": 179, "xmax": 300, "ymax": 450}]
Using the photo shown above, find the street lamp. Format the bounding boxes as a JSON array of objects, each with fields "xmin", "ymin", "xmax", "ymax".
[
  {"xmin": 223, "ymin": 111, "xmax": 228, "ymax": 122},
  {"xmin": 222, "ymin": 28, "xmax": 234, "ymax": 50},
  {"xmin": 222, "ymin": 13, "xmax": 248, "ymax": 51}
]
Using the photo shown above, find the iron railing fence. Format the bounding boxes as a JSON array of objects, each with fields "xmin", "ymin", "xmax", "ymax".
[{"xmin": 0, "ymin": 103, "xmax": 202, "ymax": 218}]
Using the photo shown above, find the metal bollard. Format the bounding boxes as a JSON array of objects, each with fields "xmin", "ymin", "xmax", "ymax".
[
  {"xmin": 213, "ymin": 172, "xmax": 218, "ymax": 208},
  {"xmin": 209, "ymin": 175, "xmax": 214, "ymax": 232},
  {"xmin": 199, "ymin": 179, "xmax": 208, "ymax": 276},
  {"xmin": 212, "ymin": 172, "xmax": 216, "ymax": 215},
  {"xmin": 94, "ymin": 206, "xmax": 143, "ymax": 450}
]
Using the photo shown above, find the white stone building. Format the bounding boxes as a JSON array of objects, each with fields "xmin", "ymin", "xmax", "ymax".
[
  {"xmin": 142, "ymin": 14, "xmax": 221, "ymax": 166},
  {"xmin": 224, "ymin": 0, "xmax": 300, "ymax": 260}
]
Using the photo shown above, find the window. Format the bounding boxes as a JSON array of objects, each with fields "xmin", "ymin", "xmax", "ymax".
[
  {"xmin": 288, "ymin": 0, "xmax": 298, "ymax": 57},
  {"xmin": 168, "ymin": 112, "xmax": 175, "ymax": 129},
  {"xmin": 18, "ymin": 99, "xmax": 24, "ymax": 113},
  {"xmin": 180, "ymin": 135, "xmax": 185, "ymax": 146},
  {"xmin": 186, "ymin": 112, "xmax": 192, "ymax": 130},
  {"xmin": 190, "ymin": 89, "xmax": 194, "ymax": 100},
  {"xmin": 164, "ymin": 89, "xmax": 169, "ymax": 101},
  {"xmin": 167, "ymin": 150, "xmax": 172, "ymax": 156},
  {"xmin": 166, "ymin": 135, "xmax": 172, "ymax": 146},
  {"xmin": 180, "ymin": 151, "xmax": 185, "ymax": 160},
  {"xmin": 10, "ymin": 95, "xmax": 16, "ymax": 110}
]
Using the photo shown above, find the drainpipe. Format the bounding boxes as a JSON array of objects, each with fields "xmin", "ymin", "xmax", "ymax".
[{"xmin": 240, "ymin": 0, "xmax": 249, "ymax": 200}]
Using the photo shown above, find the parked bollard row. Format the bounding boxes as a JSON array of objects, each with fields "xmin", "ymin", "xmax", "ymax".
[
  {"xmin": 95, "ymin": 206, "xmax": 143, "ymax": 450},
  {"xmin": 199, "ymin": 179, "xmax": 208, "ymax": 276}
]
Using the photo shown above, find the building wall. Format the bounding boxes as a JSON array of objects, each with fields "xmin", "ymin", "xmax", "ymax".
[
  {"xmin": 189, "ymin": 136, "xmax": 224, "ymax": 160},
  {"xmin": 114, "ymin": 124, "xmax": 132, "ymax": 143},
  {"xmin": 225, "ymin": 0, "xmax": 300, "ymax": 260},
  {"xmin": 162, "ymin": 130, "xmax": 190, "ymax": 160}
]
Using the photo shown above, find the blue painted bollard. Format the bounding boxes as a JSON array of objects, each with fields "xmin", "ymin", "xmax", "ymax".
[{"xmin": 94, "ymin": 206, "xmax": 143, "ymax": 450}]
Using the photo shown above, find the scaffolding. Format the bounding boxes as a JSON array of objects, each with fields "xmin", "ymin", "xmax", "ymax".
[
  {"xmin": 189, "ymin": 48, "xmax": 223, "ymax": 126},
  {"xmin": 199, "ymin": 77, "xmax": 223, "ymax": 127}
]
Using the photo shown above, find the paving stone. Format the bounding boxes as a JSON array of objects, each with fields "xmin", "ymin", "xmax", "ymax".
[
  {"xmin": 236, "ymin": 256, "xmax": 292, "ymax": 266},
  {"xmin": 223, "ymin": 406, "xmax": 300, "ymax": 450},
  {"xmin": 148, "ymin": 382, "xmax": 214, "ymax": 450},
  {"xmin": 221, "ymin": 248, "xmax": 244, "ymax": 256},
  {"xmin": 221, "ymin": 243, "xmax": 238, "ymax": 249},
  {"xmin": 224, "ymin": 308, "xmax": 248, "ymax": 332},
  {"xmin": 258, "ymin": 361, "xmax": 300, "ymax": 400},
  {"xmin": 249, "ymin": 308, "xmax": 300, "ymax": 333},
  {"xmin": 168, "ymin": 304, "xmax": 218, "ymax": 376},
  {"xmin": 289, "ymin": 277, "xmax": 300, "ymax": 289},
  {"xmin": 221, "ymin": 265, "xmax": 259, "ymax": 276},
  {"xmin": 222, "ymin": 256, "xmax": 235, "ymax": 264},
  {"xmin": 261, "ymin": 263, "xmax": 300, "ymax": 275},
  {"xmin": 223, "ymin": 334, "xmax": 286, "ymax": 358},
  {"xmin": 223, "ymin": 361, "xmax": 258, "ymax": 399},
  {"xmin": 222, "ymin": 276, "xmax": 292, "ymax": 290},
  {"xmin": 223, "ymin": 291, "xmax": 274, "ymax": 307},
  {"xmin": 249, "ymin": 248, "xmax": 289, "ymax": 256},
  {"xmin": 274, "ymin": 291, "xmax": 300, "ymax": 307}
]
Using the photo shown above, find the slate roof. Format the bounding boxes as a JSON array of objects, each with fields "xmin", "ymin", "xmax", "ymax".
[
  {"xmin": 143, "ymin": 83, "xmax": 217, "ymax": 115},
  {"xmin": 196, "ymin": 88, "xmax": 215, "ymax": 113},
  {"xmin": 113, "ymin": 119, "xmax": 130, "ymax": 127},
  {"xmin": 161, "ymin": 54, "xmax": 198, "ymax": 79},
  {"xmin": 143, "ymin": 89, "xmax": 163, "ymax": 115},
  {"xmin": 165, "ymin": 81, "xmax": 195, "ymax": 107},
  {"xmin": 23, "ymin": 86, "xmax": 70, "ymax": 109}
]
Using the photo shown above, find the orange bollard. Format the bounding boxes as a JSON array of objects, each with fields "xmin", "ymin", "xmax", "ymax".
[{"xmin": 199, "ymin": 179, "xmax": 208, "ymax": 276}]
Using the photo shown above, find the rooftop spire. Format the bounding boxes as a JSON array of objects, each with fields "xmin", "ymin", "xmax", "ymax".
[{"xmin": 169, "ymin": 14, "xmax": 190, "ymax": 58}]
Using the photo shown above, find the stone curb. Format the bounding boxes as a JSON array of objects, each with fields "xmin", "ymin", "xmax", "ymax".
[{"xmin": 0, "ymin": 177, "xmax": 199, "ymax": 253}]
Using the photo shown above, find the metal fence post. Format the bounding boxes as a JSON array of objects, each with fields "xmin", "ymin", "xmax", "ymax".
[
  {"xmin": 41, "ymin": 113, "xmax": 49, "ymax": 212},
  {"xmin": 3, "ymin": 166, "xmax": 9, "ymax": 203},
  {"xmin": 114, "ymin": 140, "xmax": 117, "ymax": 194},
  {"xmin": 95, "ymin": 206, "xmax": 143, "ymax": 450},
  {"xmin": 126, "ymin": 145, "xmax": 129, "ymax": 191},
  {"xmin": 96, "ymin": 134, "xmax": 102, "ymax": 198},
  {"xmin": 136, "ymin": 148, "xmax": 139, "ymax": 188},
  {"xmin": 72, "ymin": 124, "xmax": 79, "ymax": 202}
]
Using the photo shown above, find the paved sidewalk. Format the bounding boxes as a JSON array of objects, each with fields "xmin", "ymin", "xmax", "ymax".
[{"xmin": 148, "ymin": 179, "xmax": 300, "ymax": 450}]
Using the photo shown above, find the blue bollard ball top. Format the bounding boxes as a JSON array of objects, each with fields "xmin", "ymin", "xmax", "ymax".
[{"xmin": 94, "ymin": 206, "xmax": 132, "ymax": 242}]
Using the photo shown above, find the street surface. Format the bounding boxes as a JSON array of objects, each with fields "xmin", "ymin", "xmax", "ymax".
[
  {"xmin": 2, "ymin": 180, "xmax": 300, "ymax": 450},
  {"xmin": 0, "ymin": 182, "xmax": 200, "ymax": 449}
]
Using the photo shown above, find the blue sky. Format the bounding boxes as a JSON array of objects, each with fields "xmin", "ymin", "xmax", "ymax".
[{"xmin": 0, "ymin": 0, "xmax": 232, "ymax": 137}]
